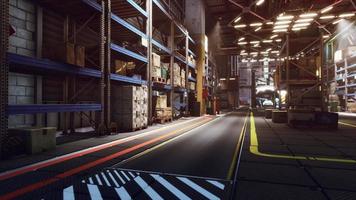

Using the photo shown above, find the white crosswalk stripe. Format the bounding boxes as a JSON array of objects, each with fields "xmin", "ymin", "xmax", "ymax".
[
  {"xmin": 59, "ymin": 169, "xmax": 228, "ymax": 200},
  {"xmin": 177, "ymin": 177, "xmax": 220, "ymax": 200},
  {"xmin": 151, "ymin": 174, "xmax": 192, "ymax": 200}
]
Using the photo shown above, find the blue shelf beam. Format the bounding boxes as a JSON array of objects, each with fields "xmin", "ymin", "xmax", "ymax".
[
  {"xmin": 174, "ymin": 54, "xmax": 187, "ymax": 64},
  {"xmin": 111, "ymin": 43, "xmax": 148, "ymax": 63},
  {"xmin": 126, "ymin": 0, "xmax": 148, "ymax": 17},
  {"xmin": 7, "ymin": 104, "xmax": 102, "ymax": 115},
  {"xmin": 188, "ymin": 49, "xmax": 196, "ymax": 57},
  {"xmin": 152, "ymin": 40, "xmax": 172, "ymax": 54},
  {"xmin": 188, "ymin": 77, "xmax": 196, "ymax": 82},
  {"xmin": 188, "ymin": 62, "xmax": 196, "ymax": 69},
  {"xmin": 83, "ymin": 0, "xmax": 147, "ymax": 39},
  {"xmin": 152, "ymin": 0, "xmax": 172, "ymax": 20},
  {"xmin": 8, "ymin": 53, "xmax": 101, "ymax": 77},
  {"xmin": 111, "ymin": 74, "xmax": 147, "ymax": 85},
  {"xmin": 111, "ymin": 14, "xmax": 147, "ymax": 39},
  {"xmin": 8, "ymin": 53, "xmax": 147, "ymax": 85},
  {"xmin": 174, "ymin": 87, "xmax": 187, "ymax": 93},
  {"xmin": 152, "ymin": 83, "xmax": 173, "ymax": 91}
]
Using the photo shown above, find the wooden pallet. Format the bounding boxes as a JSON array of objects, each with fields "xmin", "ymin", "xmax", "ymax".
[
  {"xmin": 152, "ymin": 76, "xmax": 166, "ymax": 84},
  {"xmin": 155, "ymin": 116, "xmax": 172, "ymax": 124}
]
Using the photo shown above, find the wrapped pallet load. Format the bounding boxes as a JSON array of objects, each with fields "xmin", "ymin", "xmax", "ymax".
[{"xmin": 112, "ymin": 85, "xmax": 148, "ymax": 131}]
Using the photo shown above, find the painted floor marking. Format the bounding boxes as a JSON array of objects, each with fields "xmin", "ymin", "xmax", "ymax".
[
  {"xmin": 339, "ymin": 121, "xmax": 356, "ymax": 128},
  {"xmin": 226, "ymin": 114, "xmax": 248, "ymax": 180},
  {"xmin": 0, "ymin": 118, "xmax": 213, "ymax": 200},
  {"xmin": 0, "ymin": 116, "xmax": 206, "ymax": 181},
  {"xmin": 250, "ymin": 113, "xmax": 356, "ymax": 164}
]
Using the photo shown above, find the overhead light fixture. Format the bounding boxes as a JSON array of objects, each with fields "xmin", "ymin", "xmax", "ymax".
[
  {"xmin": 234, "ymin": 24, "xmax": 246, "ymax": 28},
  {"xmin": 263, "ymin": 40, "xmax": 273, "ymax": 43},
  {"xmin": 292, "ymin": 27, "xmax": 302, "ymax": 31},
  {"xmin": 295, "ymin": 18, "xmax": 314, "ymax": 23},
  {"xmin": 321, "ymin": 6, "xmax": 333, "ymax": 14},
  {"xmin": 277, "ymin": 15, "xmax": 294, "ymax": 20},
  {"xmin": 333, "ymin": 19, "xmax": 343, "ymax": 24},
  {"xmin": 266, "ymin": 21, "xmax": 274, "ymax": 25},
  {"xmin": 293, "ymin": 23, "xmax": 310, "ymax": 27},
  {"xmin": 273, "ymin": 29, "xmax": 288, "ymax": 32},
  {"xmin": 250, "ymin": 22, "xmax": 263, "ymax": 27},
  {"xmin": 238, "ymin": 37, "xmax": 245, "ymax": 41},
  {"xmin": 234, "ymin": 16, "xmax": 241, "ymax": 23},
  {"xmin": 300, "ymin": 13, "xmax": 318, "ymax": 18},
  {"xmin": 250, "ymin": 41, "xmax": 260, "ymax": 44},
  {"xmin": 320, "ymin": 15, "xmax": 335, "ymax": 19},
  {"xmin": 339, "ymin": 13, "xmax": 355, "ymax": 18},
  {"xmin": 271, "ymin": 51, "xmax": 279, "ymax": 54},
  {"xmin": 238, "ymin": 42, "xmax": 247, "ymax": 45},
  {"xmin": 274, "ymin": 21, "xmax": 291, "ymax": 25},
  {"xmin": 266, "ymin": 48, "xmax": 272, "ymax": 52},
  {"xmin": 270, "ymin": 34, "xmax": 278, "ymax": 39},
  {"xmin": 274, "ymin": 25, "xmax": 289, "ymax": 29},
  {"xmin": 253, "ymin": 44, "xmax": 260, "ymax": 47},
  {"xmin": 323, "ymin": 35, "xmax": 330, "ymax": 39},
  {"xmin": 250, "ymin": 52, "xmax": 258, "ymax": 55},
  {"xmin": 256, "ymin": 0, "xmax": 265, "ymax": 6},
  {"xmin": 255, "ymin": 27, "xmax": 262, "ymax": 32},
  {"xmin": 275, "ymin": 39, "xmax": 282, "ymax": 42}
]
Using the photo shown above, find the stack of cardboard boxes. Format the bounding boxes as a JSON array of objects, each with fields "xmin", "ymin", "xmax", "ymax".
[
  {"xmin": 155, "ymin": 94, "xmax": 172, "ymax": 122},
  {"xmin": 48, "ymin": 42, "xmax": 85, "ymax": 67},
  {"xmin": 173, "ymin": 63, "xmax": 186, "ymax": 87},
  {"xmin": 112, "ymin": 86, "xmax": 148, "ymax": 131}
]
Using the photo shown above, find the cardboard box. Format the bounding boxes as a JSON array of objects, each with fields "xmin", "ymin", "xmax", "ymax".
[
  {"xmin": 50, "ymin": 42, "xmax": 75, "ymax": 65},
  {"xmin": 152, "ymin": 66, "xmax": 161, "ymax": 78},
  {"xmin": 75, "ymin": 45, "xmax": 85, "ymax": 67},
  {"xmin": 152, "ymin": 52, "xmax": 161, "ymax": 67},
  {"xmin": 156, "ymin": 95, "xmax": 167, "ymax": 109}
]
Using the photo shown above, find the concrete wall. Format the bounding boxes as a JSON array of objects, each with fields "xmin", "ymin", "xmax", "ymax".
[{"xmin": 8, "ymin": 0, "xmax": 37, "ymax": 128}]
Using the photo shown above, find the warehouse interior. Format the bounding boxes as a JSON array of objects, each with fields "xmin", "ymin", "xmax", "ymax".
[{"xmin": 1, "ymin": 0, "xmax": 356, "ymax": 199}]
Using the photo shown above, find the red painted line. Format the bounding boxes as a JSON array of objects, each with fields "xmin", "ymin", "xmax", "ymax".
[
  {"xmin": 0, "ymin": 118, "xmax": 212, "ymax": 200},
  {"xmin": 0, "ymin": 117, "xmax": 206, "ymax": 182}
]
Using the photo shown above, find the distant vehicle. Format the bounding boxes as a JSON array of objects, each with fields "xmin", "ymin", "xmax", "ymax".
[{"xmin": 263, "ymin": 100, "xmax": 274, "ymax": 108}]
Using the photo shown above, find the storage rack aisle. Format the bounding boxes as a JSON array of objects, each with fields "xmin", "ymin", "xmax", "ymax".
[{"xmin": 2, "ymin": 0, "xmax": 200, "ymax": 157}]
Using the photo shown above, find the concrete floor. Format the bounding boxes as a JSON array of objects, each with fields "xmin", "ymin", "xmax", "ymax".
[{"xmin": 0, "ymin": 111, "xmax": 355, "ymax": 199}]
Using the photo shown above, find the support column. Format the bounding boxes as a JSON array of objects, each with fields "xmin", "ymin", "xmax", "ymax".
[
  {"xmin": 320, "ymin": 35, "xmax": 327, "ymax": 112},
  {"xmin": 185, "ymin": 35, "xmax": 189, "ymax": 114},
  {"xmin": 146, "ymin": 0, "xmax": 153, "ymax": 125},
  {"xmin": 104, "ymin": 0, "xmax": 111, "ymax": 130},
  {"xmin": 99, "ymin": 0, "xmax": 106, "ymax": 133},
  {"xmin": 185, "ymin": 0, "xmax": 206, "ymax": 115},
  {"xmin": 0, "ymin": 0, "xmax": 9, "ymax": 159},
  {"xmin": 169, "ymin": 22, "xmax": 174, "ymax": 119},
  {"xmin": 286, "ymin": 34, "xmax": 290, "ymax": 109}
]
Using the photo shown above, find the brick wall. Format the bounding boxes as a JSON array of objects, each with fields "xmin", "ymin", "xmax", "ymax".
[{"xmin": 8, "ymin": 0, "xmax": 37, "ymax": 128}]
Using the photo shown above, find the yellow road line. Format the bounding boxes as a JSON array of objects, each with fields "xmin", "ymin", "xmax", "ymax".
[
  {"xmin": 226, "ymin": 114, "xmax": 248, "ymax": 180},
  {"xmin": 250, "ymin": 113, "xmax": 356, "ymax": 164},
  {"xmin": 339, "ymin": 121, "xmax": 356, "ymax": 128},
  {"xmin": 115, "ymin": 116, "xmax": 218, "ymax": 166}
]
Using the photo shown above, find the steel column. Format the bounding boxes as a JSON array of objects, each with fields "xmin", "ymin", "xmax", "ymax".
[
  {"xmin": 0, "ymin": 0, "xmax": 9, "ymax": 159},
  {"xmin": 169, "ymin": 21, "xmax": 174, "ymax": 119},
  {"xmin": 286, "ymin": 34, "xmax": 290, "ymax": 109},
  {"xmin": 147, "ymin": 0, "xmax": 153, "ymax": 125},
  {"xmin": 104, "ymin": 0, "xmax": 111, "ymax": 131},
  {"xmin": 99, "ymin": 0, "xmax": 106, "ymax": 132},
  {"xmin": 185, "ymin": 35, "xmax": 189, "ymax": 115}
]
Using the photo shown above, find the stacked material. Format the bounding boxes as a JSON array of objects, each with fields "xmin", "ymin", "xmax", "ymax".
[
  {"xmin": 181, "ymin": 68, "xmax": 186, "ymax": 88},
  {"xmin": 173, "ymin": 63, "xmax": 181, "ymax": 87},
  {"xmin": 188, "ymin": 55, "xmax": 196, "ymax": 66},
  {"xmin": 189, "ymin": 82, "xmax": 196, "ymax": 90},
  {"xmin": 112, "ymin": 85, "xmax": 148, "ymax": 131},
  {"xmin": 347, "ymin": 102, "xmax": 356, "ymax": 113},
  {"xmin": 114, "ymin": 60, "xmax": 135, "ymax": 75},
  {"xmin": 155, "ymin": 94, "xmax": 172, "ymax": 123}
]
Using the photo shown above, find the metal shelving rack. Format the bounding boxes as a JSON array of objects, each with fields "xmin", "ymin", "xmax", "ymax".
[{"xmin": 3, "ymin": 0, "xmax": 197, "ymax": 136}]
